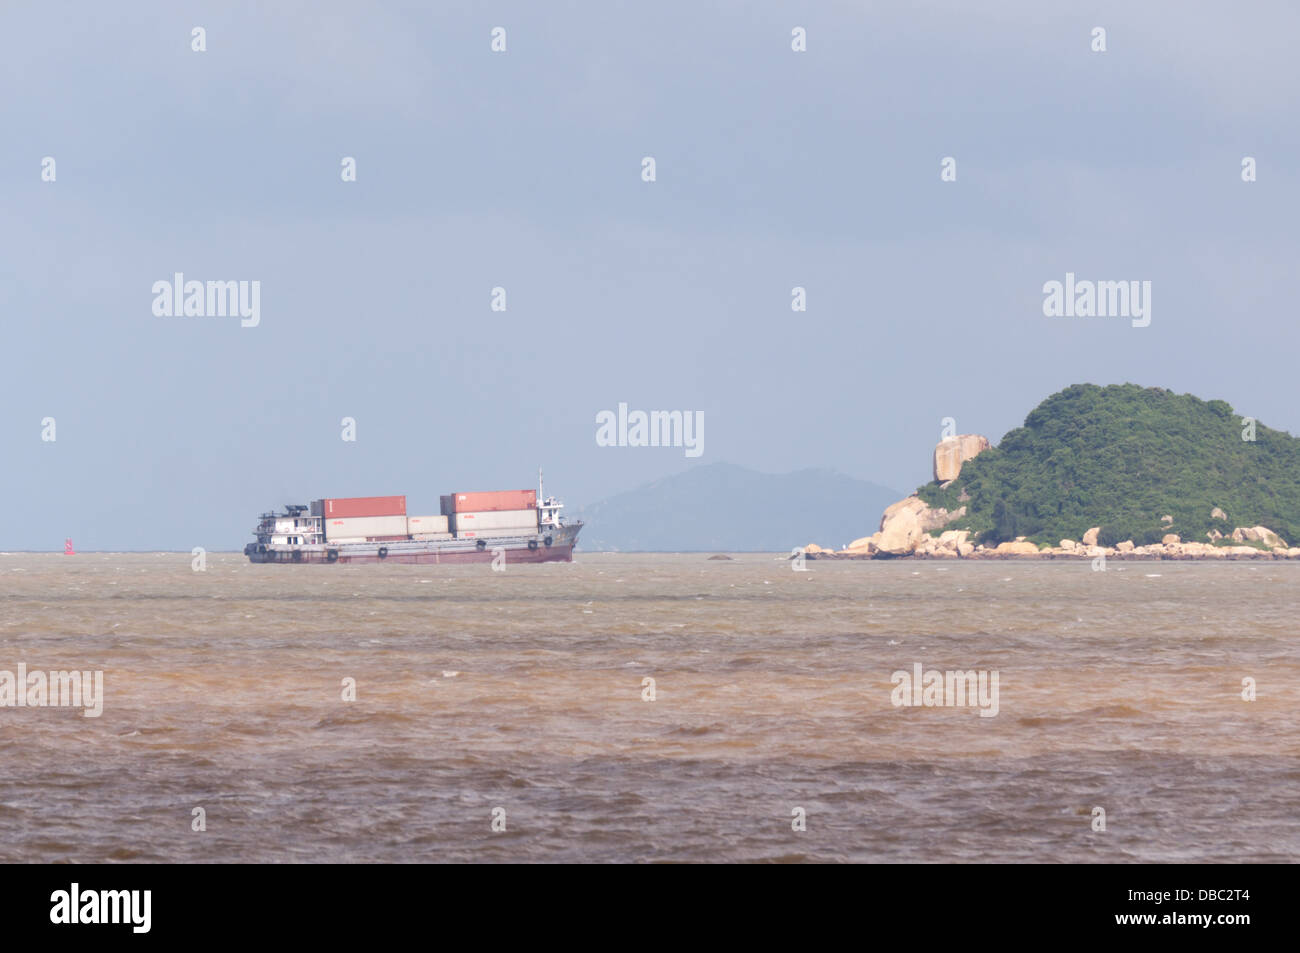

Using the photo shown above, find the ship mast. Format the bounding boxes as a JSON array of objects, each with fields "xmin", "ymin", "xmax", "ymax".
[{"xmin": 537, "ymin": 465, "xmax": 565, "ymax": 528}]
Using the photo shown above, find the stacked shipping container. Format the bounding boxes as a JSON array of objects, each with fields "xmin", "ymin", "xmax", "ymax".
[
  {"xmin": 442, "ymin": 489, "xmax": 538, "ymax": 538},
  {"xmin": 439, "ymin": 491, "xmax": 535, "ymax": 535},
  {"xmin": 313, "ymin": 492, "xmax": 536, "ymax": 541},
  {"xmin": 323, "ymin": 515, "xmax": 409, "ymax": 542},
  {"xmin": 451, "ymin": 509, "xmax": 538, "ymax": 537},
  {"xmin": 313, "ymin": 496, "xmax": 406, "ymax": 518},
  {"xmin": 313, "ymin": 497, "xmax": 408, "ymax": 542},
  {"xmin": 406, "ymin": 515, "xmax": 451, "ymax": 540},
  {"xmin": 441, "ymin": 490, "xmax": 536, "ymax": 514}
]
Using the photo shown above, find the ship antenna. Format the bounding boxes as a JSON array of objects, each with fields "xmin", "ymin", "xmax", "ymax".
[{"xmin": 538, "ymin": 465, "xmax": 543, "ymax": 501}]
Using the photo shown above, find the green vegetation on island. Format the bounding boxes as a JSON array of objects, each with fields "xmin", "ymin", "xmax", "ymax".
[{"xmin": 916, "ymin": 384, "xmax": 1300, "ymax": 548}]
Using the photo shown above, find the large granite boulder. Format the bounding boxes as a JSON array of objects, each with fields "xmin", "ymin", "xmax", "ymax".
[
  {"xmin": 876, "ymin": 506, "xmax": 924, "ymax": 556},
  {"xmin": 869, "ymin": 496, "xmax": 968, "ymax": 556},
  {"xmin": 934, "ymin": 434, "xmax": 991, "ymax": 482},
  {"xmin": 1232, "ymin": 526, "xmax": 1287, "ymax": 548},
  {"xmin": 994, "ymin": 539, "xmax": 1041, "ymax": 556}
]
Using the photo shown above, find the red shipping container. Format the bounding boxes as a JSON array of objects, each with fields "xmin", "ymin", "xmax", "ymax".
[
  {"xmin": 448, "ymin": 490, "xmax": 536, "ymax": 513},
  {"xmin": 319, "ymin": 495, "xmax": 406, "ymax": 518}
]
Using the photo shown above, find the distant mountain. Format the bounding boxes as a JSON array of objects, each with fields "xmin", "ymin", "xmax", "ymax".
[
  {"xmin": 575, "ymin": 462, "xmax": 902, "ymax": 552},
  {"xmin": 917, "ymin": 383, "xmax": 1300, "ymax": 546}
]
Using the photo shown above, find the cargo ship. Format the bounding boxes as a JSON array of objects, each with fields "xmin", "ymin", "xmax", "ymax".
[{"xmin": 243, "ymin": 478, "xmax": 581, "ymax": 565}]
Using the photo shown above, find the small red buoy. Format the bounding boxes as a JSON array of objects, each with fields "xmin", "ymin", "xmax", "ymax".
[{"xmin": 64, "ymin": 537, "xmax": 76, "ymax": 555}]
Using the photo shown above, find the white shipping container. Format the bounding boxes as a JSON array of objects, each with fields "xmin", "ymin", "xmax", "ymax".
[
  {"xmin": 452, "ymin": 509, "xmax": 538, "ymax": 533},
  {"xmin": 406, "ymin": 515, "xmax": 449, "ymax": 535},
  {"xmin": 324, "ymin": 515, "xmax": 409, "ymax": 540}
]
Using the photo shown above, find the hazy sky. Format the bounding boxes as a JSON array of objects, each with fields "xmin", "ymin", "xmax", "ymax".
[{"xmin": 4, "ymin": 1, "xmax": 1298, "ymax": 549}]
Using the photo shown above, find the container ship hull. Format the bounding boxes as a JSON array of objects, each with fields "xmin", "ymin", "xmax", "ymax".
[{"xmin": 245, "ymin": 522, "xmax": 581, "ymax": 565}]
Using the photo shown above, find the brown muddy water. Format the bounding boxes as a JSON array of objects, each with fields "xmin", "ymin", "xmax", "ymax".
[{"xmin": 1, "ymin": 552, "xmax": 1297, "ymax": 863}]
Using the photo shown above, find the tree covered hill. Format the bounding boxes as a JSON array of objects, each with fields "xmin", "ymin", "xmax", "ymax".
[{"xmin": 917, "ymin": 384, "xmax": 1300, "ymax": 547}]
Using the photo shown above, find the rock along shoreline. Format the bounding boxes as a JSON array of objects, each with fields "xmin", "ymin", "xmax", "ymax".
[{"xmin": 804, "ymin": 545, "xmax": 1300, "ymax": 561}]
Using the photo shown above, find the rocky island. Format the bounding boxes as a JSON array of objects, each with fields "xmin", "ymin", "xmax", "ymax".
[{"xmin": 804, "ymin": 384, "xmax": 1300, "ymax": 560}]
